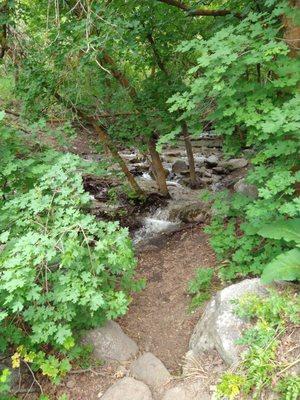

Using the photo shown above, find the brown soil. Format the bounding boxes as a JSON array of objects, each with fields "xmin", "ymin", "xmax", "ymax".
[
  {"xmin": 18, "ymin": 225, "xmax": 216, "ymax": 399},
  {"xmin": 119, "ymin": 225, "xmax": 216, "ymax": 374}
]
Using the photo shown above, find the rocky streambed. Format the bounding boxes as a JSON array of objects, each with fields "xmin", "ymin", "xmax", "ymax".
[{"xmin": 83, "ymin": 133, "xmax": 255, "ymax": 246}]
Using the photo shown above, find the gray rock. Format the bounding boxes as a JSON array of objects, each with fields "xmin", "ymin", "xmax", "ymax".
[
  {"xmin": 172, "ymin": 160, "xmax": 189, "ymax": 174},
  {"xmin": 82, "ymin": 321, "xmax": 138, "ymax": 362},
  {"xmin": 205, "ymin": 155, "xmax": 219, "ymax": 167},
  {"xmin": 219, "ymin": 158, "xmax": 248, "ymax": 171},
  {"xmin": 169, "ymin": 201, "xmax": 209, "ymax": 223},
  {"xmin": 162, "ymin": 380, "xmax": 210, "ymax": 400},
  {"xmin": 212, "ymin": 166, "xmax": 226, "ymax": 175},
  {"xmin": 189, "ymin": 278, "xmax": 268, "ymax": 365},
  {"xmin": 199, "ymin": 177, "xmax": 213, "ymax": 185},
  {"xmin": 197, "ymin": 166, "xmax": 207, "ymax": 175},
  {"xmin": 130, "ymin": 352, "xmax": 171, "ymax": 389},
  {"xmin": 101, "ymin": 377, "xmax": 152, "ymax": 400},
  {"xmin": 234, "ymin": 178, "xmax": 258, "ymax": 199},
  {"xmin": 0, "ymin": 361, "xmax": 20, "ymax": 392}
]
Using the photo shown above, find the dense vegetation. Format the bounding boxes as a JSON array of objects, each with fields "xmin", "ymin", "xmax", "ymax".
[{"xmin": 0, "ymin": 0, "xmax": 299, "ymax": 397}]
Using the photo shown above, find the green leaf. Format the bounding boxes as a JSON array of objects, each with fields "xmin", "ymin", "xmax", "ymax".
[
  {"xmin": 0, "ymin": 111, "xmax": 5, "ymax": 121},
  {"xmin": 258, "ymin": 219, "xmax": 300, "ymax": 243},
  {"xmin": 261, "ymin": 249, "xmax": 300, "ymax": 284}
]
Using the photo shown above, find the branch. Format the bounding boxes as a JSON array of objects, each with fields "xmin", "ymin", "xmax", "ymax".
[
  {"xmin": 156, "ymin": 0, "xmax": 242, "ymax": 18},
  {"xmin": 146, "ymin": 32, "xmax": 169, "ymax": 76}
]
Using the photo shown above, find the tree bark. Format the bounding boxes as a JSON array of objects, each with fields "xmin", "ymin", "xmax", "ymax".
[
  {"xmin": 283, "ymin": 1, "xmax": 300, "ymax": 195},
  {"xmin": 156, "ymin": 0, "xmax": 242, "ymax": 18},
  {"xmin": 148, "ymin": 137, "xmax": 170, "ymax": 197},
  {"xmin": 100, "ymin": 50, "xmax": 170, "ymax": 197},
  {"xmin": 92, "ymin": 122, "xmax": 144, "ymax": 196},
  {"xmin": 181, "ymin": 121, "xmax": 197, "ymax": 188},
  {"xmin": 0, "ymin": 0, "xmax": 8, "ymax": 59},
  {"xmin": 54, "ymin": 94, "xmax": 144, "ymax": 196},
  {"xmin": 283, "ymin": 0, "xmax": 300, "ymax": 57},
  {"xmin": 99, "ymin": 52, "xmax": 138, "ymax": 100},
  {"xmin": 145, "ymin": 33, "xmax": 197, "ymax": 188}
]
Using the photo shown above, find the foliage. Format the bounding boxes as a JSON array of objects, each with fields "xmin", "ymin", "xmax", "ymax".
[
  {"xmin": 257, "ymin": 219, "xmax": 300, "ymax": 283},
  {"xmin": 0, "ymin": 118, "xmax": 143, "ymax": 386},
  {"xmin": 217, "ymin": 290, "xmax": 300, "ymax": 399},
  {"xmin": 0, "ymin": 368, "xmax": 11, "ymax": 395},
  {"xmin": 188, "ymin": 267, "xmax": 213, "ymax": 310},
  {"xmin": 276, "ymin": 376, "xmax": 300, "ymax": 400},
  {"xmin": 169, "ymin": 0, "xmax": 300, "ymax": 281},
  {"xmin": 216, "ymin": 373, "xmax": 246, "ymax": 400}
]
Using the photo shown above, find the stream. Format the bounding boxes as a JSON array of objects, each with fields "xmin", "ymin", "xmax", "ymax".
[{"xmin": 85, "ymin": 133, "xmax": 249, "ymax": 246}]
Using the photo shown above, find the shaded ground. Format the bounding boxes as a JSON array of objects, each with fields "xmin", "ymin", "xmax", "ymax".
[{"xmin": 119, "ymin": 225, "xmax": 216, "ymax": 374}]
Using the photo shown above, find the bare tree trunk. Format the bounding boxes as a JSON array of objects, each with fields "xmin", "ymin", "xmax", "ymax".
[
  {"xmin": 0, "ymin": 1, "xmax": 8, "ymax": 59},
  {"xmin": 284, "ymin": 1, "xmax": 300, "ymax": 195},
  {"xmin": 283, "ymin": 0, "xmax": 300, "ymax": 57},
  {"xmin": 148, "ymin": 137, "xmax": 170, "ymax": 197},
  {"xmin": 92, "ymin": 122, "xmax": 144, "ymax": 196},
  {"xmin": 54, "ymin": 93, "xmax": 144, "ymax": 196},
  {"xmin": 181, "ymin": 121, "xmax": 197, "ymax": 188}
]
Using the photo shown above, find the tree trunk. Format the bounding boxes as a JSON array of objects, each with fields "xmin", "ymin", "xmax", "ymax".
[
  {"xmin": 148, "ymin": 137, "xmax": 170, "ymax": 197},
  {"xmin": 284, "ymin": 1, "xmax": 300, "ymax": 194},
  {"xmin": 181, "ymin": 121, "xmax": 197, "ymax": 188},
  {"xmin": 92, "ymin": 122, "xmax": 144, "ymax": 196},
  {"xmin": 283, "ymin": 0, "xmax": 300, "ymax": 57},
  {"xmin": 53, "ymin": 93, "xmax": 144, "ymax": 196},
  {"xmin": 0, "ymin": 1, "xmax": 8, "ymax": 59}
]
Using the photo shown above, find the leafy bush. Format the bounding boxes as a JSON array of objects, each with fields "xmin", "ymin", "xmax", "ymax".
[
  {"xmin": 258, "ymin": 219, "xmax": 300, "ymax": 283},
  {"xmin": 0, "ymin": 140, "xmax": 143, "ymax": 383},
  {"xmin": 169, "ymin": 1, "xmax": 300, "ymax": 282}
]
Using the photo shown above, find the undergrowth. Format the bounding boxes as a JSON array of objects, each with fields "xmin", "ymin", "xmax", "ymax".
[{"xmin": 216, "ymin": 290, "xmax": 300, "ymax": 400}]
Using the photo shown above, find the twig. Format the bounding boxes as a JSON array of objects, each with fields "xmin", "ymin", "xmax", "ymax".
[
  {"xmin": 278, "ymin": 357, "xmax": 300, "ymax": 375},
  {"xmin": 69, "ymin": 367, "xmax": 106, "ymax": 376},
  {"xmin": 22, "ymin": 360, "xmax": 43, "ymax": 396}
]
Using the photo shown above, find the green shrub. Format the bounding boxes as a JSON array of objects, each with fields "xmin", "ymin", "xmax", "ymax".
[
  {"xmin": 169, "ymin": 1, "xmax": 300, "ymax": 282},
  {"xmin": 0, "ymin": 150, "xmax": 143, "ymax": 382}
]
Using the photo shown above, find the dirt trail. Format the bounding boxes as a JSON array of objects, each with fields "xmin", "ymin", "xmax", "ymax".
[{"xmin": 119, "ymin": 225, "xmax": 216, "ymax": 373}]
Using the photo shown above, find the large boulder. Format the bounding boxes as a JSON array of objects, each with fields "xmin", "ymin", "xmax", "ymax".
[
  {"xmin": 234, "ymin": 178, "xmax": 258, "ymax": 199},
  {"xmin": 82, "ymin": 321, "xmax": 139, "ymax": 362},
  {"xmin": 189, "ymin": 278, "xmax": 268, "ymax": 365},
  {"xmin": 219, "ymin": 158, "xmax": 248, "ymax": 171},
  {"xmin": 100, "ymin": 377, "xmax": 153, "ymax": 400},
  {"xmin": 130, "ymin": 352, "xmax": 171, "ymax": 390}
]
